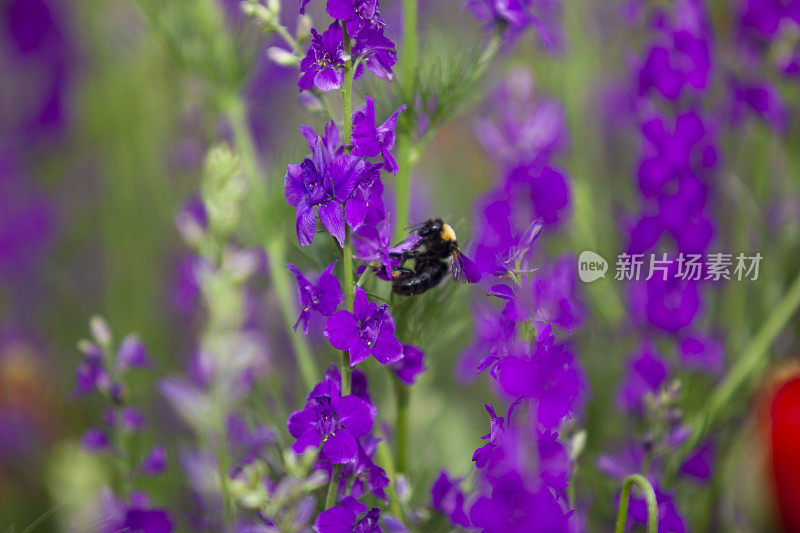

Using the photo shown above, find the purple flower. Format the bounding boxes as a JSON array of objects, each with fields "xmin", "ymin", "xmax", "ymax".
[
  {"xmin": 489, "ymin": 277, "xmax": 574, "ymax": 330},
  {"xmin": 117, "ymin": 334, "xmax": 152, "ymax": 369},
  {"xmin": 431, "ymin": 471, "xmax": 470, "ymax": 527},
  {"xmin": 314, "ymin": 497, "xmax": 382, "ymax": 533},
  {"xmin": 638, "ymin": 31, "xmax": 711, "ymax": 100},
  {"xmin": 81, "ymin": 427, "xmax": 110, "ymax": 452},
  {"xmin": 476, "ymin": 69, "xmax": 566, "ymax": 169},
  {"xmin": 98, "ymin": 491, "xmax": 174, "ymax": 533},
  {"xmin": 345, "ymin": 161, "xmax": 384, "ymax": 230},
  {"xmin": 626, "ymin": 482, "xmax": 686, "ymax": 533},
  {"xmin": 473, "ymin": 403, "xmax": 507, "ymax": 469},
  {"xmin": 390, "ymin": 345, "xmax": 426, "ymax": 385},
  {"xmin": 287, "ymin": 383, "xmax": 377, "ymax": 463},
  {"xmin": 299, "ymin": 22, "xmax": 347, "ymax": 92},
  {"xmin": 141, "ymin": 445, "xmax": 168, "ymax": 476},
  {"xmin": 469, "ymin": 471, "xmax": 570, "ymax": 533},
  {"xmin": 352, "ymin": 217, "xmax": 421, "ymax": 280},
  {"xmin": 679, "ymin": 335, "xmax": 724, "ymax": 374},
  {"xmin": 285, "ymin": 131, "xmax": 365, "ymax": 246},
  {"xmin": 679, "ymin": 440, "xmax": 715, "ymax": 481},
  {"xmin": 120, "ymin": 407, "xmax": 146, "ymax": 432},
  {"xmin": 466, "ymin": 0, "xmax": 560, "ymax": 46},
  {"xmin": 227, "ymin": 414, "xmax": 277, "ymax": 468},
  {"xmin": 300, "ymin": 0, "xmax": 312, "ymax": 14},
  {"xmin": 617, "ymin": 344, "xmax": 669, "ymax": 414},
  {"xmin": 74, "ymin": 345, "xmax": 109, "ymax": 396},
  {"xmin": 327, "ymin": 0, "xmax": 386, "ymax": 36},
  {"xmin": 351, "ymin": 27, "xmax": 398, "ymax": 81},
  {"xmin": 729, "ymin": 77, "xmax": 788, "ymax": 132},
  {"xmin": 351, "ymin": 95, "xmax": 406, "ymax": 173},
  {"xmin": 644, "ymin": 267, "xmax": 701, "ymax": 332},
  {"xmin": 324, "ymin": 287, "xmax": 403, "ymax": 365},
  {"xmin": 505, "ymin": 164, "xmax": 570, "ymax": 225},
  {"xmin": 287, "ymin": 261, "xmax": 344, "ymax": 334},
  {"xmin": 494, "ymin": 328, "xmax": 583, "ymax": 428}
]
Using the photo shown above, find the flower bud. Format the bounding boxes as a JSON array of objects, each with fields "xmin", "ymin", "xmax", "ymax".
[{"xmin": 267, "ymin": 46, "xmax": 298, "ymax": 66}]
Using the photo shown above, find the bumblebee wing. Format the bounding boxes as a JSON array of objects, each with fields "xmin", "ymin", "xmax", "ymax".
[{"xmin": 450, "ymin": 249, "xmax": 482, "ymax": 283}]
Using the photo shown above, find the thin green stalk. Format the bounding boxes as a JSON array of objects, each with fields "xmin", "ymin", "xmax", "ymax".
[
  {"xmin": 325, "ymin": 24, "xmax": 356, "ymax": 510},
  {"xmin": 325, "ymin": 465, "xmax": 342, "ymax": 508},
  {"xmin": 267, "ymin": 238, "xmax": 318, "ymax": 391},
  {"xmin": 399, "ymin": 0, "xmax": 418, "ymax": 93},
  {"xmin": 225, "ymin": 96, "xmax": 318, "ymax": 392},
  {"xmin": 615, "ymin": 474, "xmax": 658, "ymax": 533},
  {"xmin": 393, "ymin": 375, "xmax": 409, "ymax": 474},
  {"xmin": 391, "ymin": 134, "xmax": 413, "ymax": 244},
  {"xmin": 680, "ymin": 267, "xmax": 800, "ymax": 459}
]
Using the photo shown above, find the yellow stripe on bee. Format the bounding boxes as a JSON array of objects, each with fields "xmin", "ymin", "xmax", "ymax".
[{"xmin": 442, "ymin": 223, "xmax": 457, "ymax": 242}]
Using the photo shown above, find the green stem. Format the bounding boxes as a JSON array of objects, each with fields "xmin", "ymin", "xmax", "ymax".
[
  {"xmin": 341, "ymin": 22, "xmax": 354, "ymax": 145},
  {"xmin": 393, "ymin": 375, "xmax": 409, "ymax": 474},
  {"xmin": 679, "ymin": 267, "xmax": 800, "ymax": 460},
  {"xmin": 615, "ymin": 474, "xmax": 658, "ymax": 533},
  {"xmin": 399, "ymin": 0, "xmax": 418, "ymax": 93},
  {"xmin": 267, "ymin": 238, "xmax": 318, "ymax": 392},
  {"xmin": 225, "ymin": 96, "xmax": 318, "ymax": 392},
  {"xmin": 391, "ymin": 135, "xmax": 413, "ymax": 244},
  {"xmin": 325, "ymin": 464, "xmax": 342, "ymax": 508}
]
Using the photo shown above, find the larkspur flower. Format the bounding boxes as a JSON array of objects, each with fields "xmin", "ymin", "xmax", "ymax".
[
  {"xmin": 390, "ymin": 344, "xmax": 426, "ymax": 385},
  {"xmin": 285, "ymin": 131, "xmax": 367, "ymax": 246},
  {"xmin": 287, "ymin": 382, "xmax": 377, "ymax": 463},
  {"xmin": 326, "ymin": 0, "xmax": 386, "ymax": 35},
  {"xmin": 345, "ymin": 160, "xmax": 384, "ymax": 229},
  {"xmin": 488, "ymin": 277, "xmax": 574, "ymax": 330},
  {"xmin": 299, "ymin": 22, "xmax": 348, "ymax": 92},
  {"xmin": 351, "ymin": 95, "xmax": 406, "ymax": 173},
  {"xmin": 141, "ymin": 445, "xmax": 168, "ymax": 476},
  {"xmin": 351, "ymin": 27, "xmax": 398, "ymax": 81},
  {"xmin": 469, "ymin": 470, "xmax": 571, "ymax": 533},
  {"xmin": 324, "ymin": 287, "xmax": 402, "ymax": 365},
  {"xmin": 314, "ymin": 497, "xmax": 382, "ymax": 533},
  {"xmin": 287, "ymin": 260, "xmax": 344, "ymax": 334},
  {"xmin": 617, "ymin": 343, "xmax": 669, "ymax": 414},
  {"xmin": 493, "ymin": 328, "xmax": 583, "ymax": 428},
  {"xmin": 98, "ymin": 490, "xmax": 174, "ymax": 533},
  {"xmin": 475, "ymin": 69, "xmax": 566, "ymax": 169},
  {"xmin": 431, "ymin": 471, "xmax": 470, "ymax": 527},
  {"xmin": 352, "ymin": 217, "xmax": 421, "ymax": 280}
]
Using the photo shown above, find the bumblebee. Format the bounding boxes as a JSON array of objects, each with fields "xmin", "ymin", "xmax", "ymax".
[{"xmin": 390, "ymin": 218, "xmax": 481, "ymax": 296}]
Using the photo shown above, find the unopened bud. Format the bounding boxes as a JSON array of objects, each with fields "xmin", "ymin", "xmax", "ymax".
[{"xmin": 267, "ymin": 46, "xmax": 298, "ymax": 66}]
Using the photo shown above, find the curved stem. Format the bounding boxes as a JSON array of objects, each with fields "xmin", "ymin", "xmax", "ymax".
[{"xmin": 615, "ymin": 474, "xmax": 658, "ymax": 533}]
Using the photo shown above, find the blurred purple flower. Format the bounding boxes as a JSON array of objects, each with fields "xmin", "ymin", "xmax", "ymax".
[
  {"xmin": 141, "ymin": 445, "xmax": 168, "ymax": 476},
  {"xmin": 314, "ymin": 497, "xmax": 382, "ymax": 533},
  {"xmin": 679, "ymin": 335, "xmax": 724, "ymax": 374},
  {"xmin": 81, "ymin": 428, "xmax": 110, "ymax": 452},
  {"xmin": 494, "ymin": 330, "xmax": 583, "ymax": 428},
  {"xmin": 431, "ymin": 471, "xmax": 470, "ymax": 527},
  {"xmin": 390, "ymin": 344, "xmax": 426, "ymax": 385},
  {"xmin": 117, "ymin": 334, "xmax": 152, "ymax": 369},
  {"xmin": 617, "ymin": 344, "xmax": 669, "ymax": 414},
  {"xmin": 488, "ymin": 277, "xmax": 574, "ymax": 331}
]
